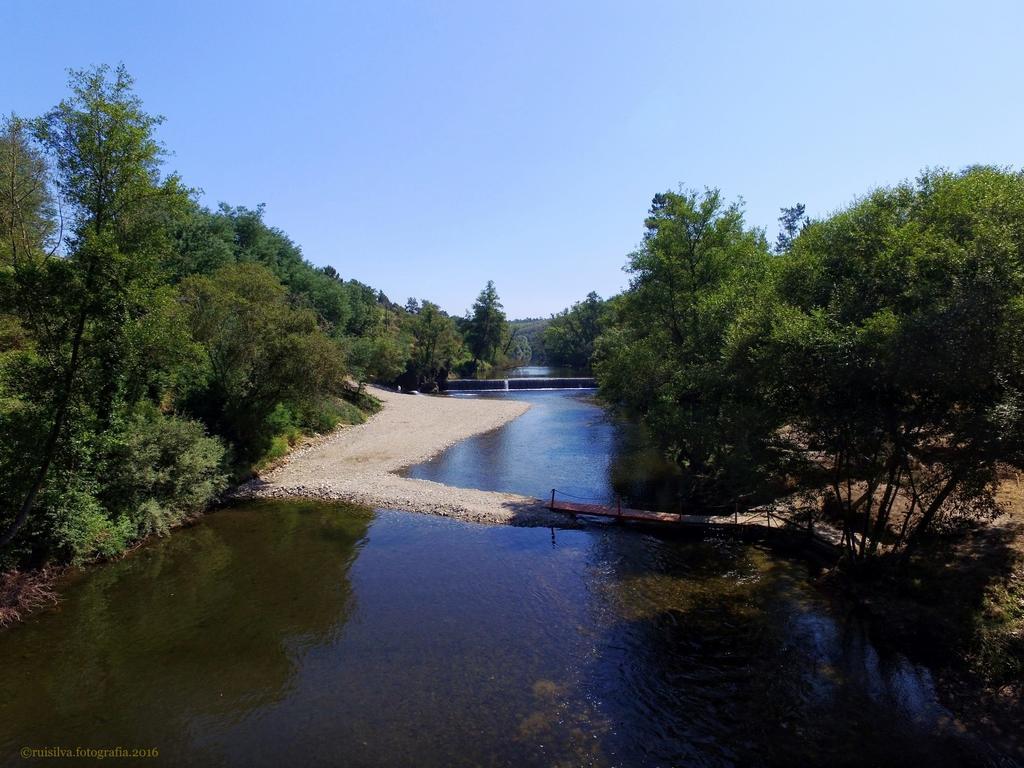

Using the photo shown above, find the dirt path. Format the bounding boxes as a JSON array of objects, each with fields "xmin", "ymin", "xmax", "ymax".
[{"xmin": 237, "ymin": 386, "xmax": 564, "ymax": 526}]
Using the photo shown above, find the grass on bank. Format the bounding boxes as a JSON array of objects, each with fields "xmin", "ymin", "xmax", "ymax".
[{"xmin": 255, "ymin": 388, "xmax": 381, "ymax": 471}]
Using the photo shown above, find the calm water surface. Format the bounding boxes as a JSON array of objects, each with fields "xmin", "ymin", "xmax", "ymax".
[
  {"xmin": 405, "ymin": 389, "xmax": 684, "ymax": 511},
  {"xmin": 1, "ymin": 503, "xmax": 994, "ymax": 767},
  {"xmin": 1, "ymin": 387, "xmax": 1013, "ymax": 767}
]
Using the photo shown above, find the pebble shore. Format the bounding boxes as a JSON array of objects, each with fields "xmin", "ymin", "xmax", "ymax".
[{"xmin": 235, "ymin": 386, "xmax": 568, "ymax": 527}]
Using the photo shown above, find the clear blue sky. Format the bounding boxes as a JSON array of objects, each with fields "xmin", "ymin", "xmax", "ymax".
[{"xmin": 3, "ymin": 1, "xmax": 1022, "ymax": 318}]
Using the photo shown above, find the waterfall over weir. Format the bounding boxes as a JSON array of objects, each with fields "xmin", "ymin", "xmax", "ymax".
[{"xmin": 443, "ymin": 377, "xmax": 596, "ymax": 392}]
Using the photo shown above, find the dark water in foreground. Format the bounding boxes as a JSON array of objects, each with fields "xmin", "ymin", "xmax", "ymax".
[{"xmin": 0, "ymin": 501, "xmax": 997, "ymax": 767}]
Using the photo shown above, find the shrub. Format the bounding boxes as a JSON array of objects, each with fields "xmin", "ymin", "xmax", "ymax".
[{"xmin": 100, "ymin": 405, "xmax": 228, "ymax": 538}]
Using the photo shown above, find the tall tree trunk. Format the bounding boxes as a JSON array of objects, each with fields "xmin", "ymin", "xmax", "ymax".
[
  {"xmin": 0, "ymin": 307, "xmax": 88, "ymax": 549},
  {"xmin": 899, "ymin": 470, "xmax": 963, "ymax": 564},
  {"xmin": 868, "ymin": 464, "xmax": 901, "ymax": 555}
]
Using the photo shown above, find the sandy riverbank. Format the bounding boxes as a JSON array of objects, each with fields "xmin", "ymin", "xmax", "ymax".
[{"xmin": 236, "ymin": 386, "xmax": 566, "ymax": 526}]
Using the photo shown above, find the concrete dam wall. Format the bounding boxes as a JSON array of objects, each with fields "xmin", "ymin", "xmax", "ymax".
[{"xmin": 443, "ymin": 377, "xmax": 597, "ymax": 391}]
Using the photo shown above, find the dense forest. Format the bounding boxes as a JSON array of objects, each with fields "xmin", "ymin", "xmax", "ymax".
[{"xmin": 0, "ymin": 66, "xmax": 524, "ymax": 570}]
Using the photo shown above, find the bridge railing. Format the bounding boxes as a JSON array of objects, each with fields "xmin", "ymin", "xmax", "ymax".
[
  {"xmin": 549, "ymin": 488, "xmax": 618, "ymax": 507},
  {"xmin": 548, "ymin": 488, "xmax": 814, "ymax": 531}
]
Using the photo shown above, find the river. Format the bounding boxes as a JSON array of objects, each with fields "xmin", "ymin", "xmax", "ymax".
[
  {"xmin": 0, "ymin": 382, "xmax": 1010, "ymax": 767},
  {"xmin": 404, "ymin": 386, "xmax": 684, "ymax": 511}
]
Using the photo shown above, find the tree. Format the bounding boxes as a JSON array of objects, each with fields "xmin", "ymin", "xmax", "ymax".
[
  {"xmin": 544, "ymin": 291, "xmax": 606, "ymax": 369},
  {"xmin": 405, "ymin": 300, "xmax": 464, "ymax": 389},
  {"xmin": 0, "ymin": 64, "xmax": 460, "ymax": 568},
  {"xmin": 465, "ymin": 280, "xmax": 506, "ymax": 365},
  {"xmin": 502, "ymin": 328, "xmax": 532, "ymax": 364},
  {"xmin": 506, "ymin": 318, "xmax": 549, "ymax": 364},
  {"xmin": 1, "ymin": 65, "xmax": 189, "ymax": 549},
  {"xmin": 774, "ymin": 203, "xmax": 807, "ymax": 254},
  {"xmin": 0, "ymin": 116, "xmax": 56, "ymax": 266},
  {"xmin": 169, "ymin": 204, "xmax": 356, "ymax": 332},
  {"xmin": 762, "ymin": 168, "xmax": 1024, "ymax": 561},
  {"xmin": 594, "ymin": 188, "xmax": 778, "ymax": 507},
  {"xmin": 179, "ymin": 263, "xmax": 346, "ymax": 463},
  {"xmin": 346, "ymin": 332, "xmax": 409, "ymax": 385}
]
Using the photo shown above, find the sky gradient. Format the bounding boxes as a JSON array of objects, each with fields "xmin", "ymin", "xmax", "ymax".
[{"xmin": 4, "ymin": 1, "xmax": 1023, "ymax": 318}]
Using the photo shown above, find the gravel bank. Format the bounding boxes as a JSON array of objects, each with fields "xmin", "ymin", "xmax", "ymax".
[{"xmin": 236, "ymin": 386, "xmax": 567, "ymax": 526}]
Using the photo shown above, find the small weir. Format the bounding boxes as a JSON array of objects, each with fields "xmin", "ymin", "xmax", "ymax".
[{"xmin": 444, "ymin": 377, "xmax": 596, "ymax": 391}]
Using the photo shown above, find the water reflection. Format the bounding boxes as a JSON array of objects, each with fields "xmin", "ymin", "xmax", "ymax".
[
  {"xmin": 405, "ymin": 390, "xmax": 684, "ymax": 510},
  {"xmin": 584, "ymin": 532, "xmax": 982, "ymax": 766},
  {"xmin": 0, "ymin": 500, "xmax": 372, "ymax": 764},
  {"xmin": 0, "ymin": 506, "xmax": 1007, "ymax": 766},
  {"xmin": 506, "ymin": 365, "xmax": 583, "ymax": 378}
]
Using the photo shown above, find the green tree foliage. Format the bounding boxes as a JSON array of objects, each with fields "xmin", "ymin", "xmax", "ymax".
[
  {"xmin": 99, "ymin": 405, "xmax": 228, "ymax": 539},
  {"xmin": 170, "ymin": 204, "xmax": 356, "ymax": 331},
  {"xmin": 179, "ymin": 263, "xmax": 346, "ymax": 465},
  {"xmin": 1, "ymin": 65, "xmax": 194, "ymax": 552},
  {"xmin": 759, "ymin": 167, "xmax": 1024, "ymax": 560},
  {"xmin": 168, "ymin": 203, "xmax": 410, "ymax": 384},
  {"xmin": 774, "ymin": 202, "xmax": 807, "ymax": 254},
  {"xmin": 0, "ymin": 66, "xmax": 420, "ymax": 569},
  {"xmin": 346, "ymin": 333, "xmax": 408, "ymax": 385},
  {"xmin": 0, "ymin": 117, "xmax": 54, "ymax": 366},
  {"xmin": 404, "ymin": 300, "xmax": 465, "ymax": 390},
  {"xmin": 464, "ymin": 280, "xmax": 507, "ymax": 366},
  {"xmin": 595, "ymin": 189, "xmax": 777, "ymax": 506},
  {"xmin": 598, "ymin": 171, "xmax": 1024, "ymax": 561},
  {"xmin": 0, "ymin": 117, "xmax": 56, "ymax": 264},
  {"xmin": 506, "ymin": 318, "xmax": 549, "ymax": 364},
  {"xmin": 502, "ymin": 328, "xmax": 532, "ymax": 364},
  {"xmin": 543, "ymin": 291, "xmax": 606, "ymax": 369},
  {"xmin": 0, "ymin": 67, "xmax": 223, "ymax": 563}
]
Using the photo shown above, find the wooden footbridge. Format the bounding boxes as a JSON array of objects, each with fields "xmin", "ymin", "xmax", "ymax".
[{"xmin": 546, "ymin": 489, "xmax": 841, "ymax": 558}]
